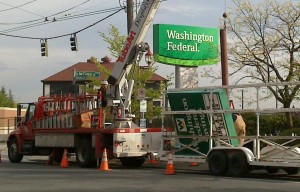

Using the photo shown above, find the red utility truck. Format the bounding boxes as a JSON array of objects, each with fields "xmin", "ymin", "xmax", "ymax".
[{"xmin": 7, "ymin": 0, "xmax": 162, "ymax": 168}]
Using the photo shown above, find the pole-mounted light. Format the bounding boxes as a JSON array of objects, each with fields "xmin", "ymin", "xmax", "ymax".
[{"xmin": 145, "ymin": 49, "xmax": 153, "ymax": 67}]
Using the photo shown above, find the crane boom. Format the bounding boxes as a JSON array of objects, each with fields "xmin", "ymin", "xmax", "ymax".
[{"xmin": 108, "ymin": 0, "xmax": 160, "ymax": 101}]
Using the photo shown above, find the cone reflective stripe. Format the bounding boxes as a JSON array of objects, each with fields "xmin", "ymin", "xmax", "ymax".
[
  {"xmin": 60, "ymin": 149, "xmax": 69, "ymax": 168},
  {"xmin": 99, "ymin": 148, "xmax": 110, "ymax": 171},
  {"xmin": 165, "ymin": 153, "xmax": 175, "ymax": 175}
]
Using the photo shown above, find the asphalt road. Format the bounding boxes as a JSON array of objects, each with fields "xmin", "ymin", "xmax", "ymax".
[{"xmin": 1, "ymin": 143, "xmax": 300, "ymax": 192}]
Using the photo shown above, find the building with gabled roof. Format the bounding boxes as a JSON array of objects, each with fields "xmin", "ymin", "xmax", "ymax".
[{"xmin": 41, "ymin": 56, "xmax": 167, "ymax": 96}]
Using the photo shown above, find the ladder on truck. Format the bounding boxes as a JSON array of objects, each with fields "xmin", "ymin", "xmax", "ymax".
[
  {"xmin": 159, "ymin": 81, "xmax": 300, "ymax": 176},
  {"xmin": 34, "ymin": 94, "xmax": 100, "ymax": 129}
]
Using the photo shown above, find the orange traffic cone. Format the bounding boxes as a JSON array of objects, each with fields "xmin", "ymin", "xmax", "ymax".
[
  {"xmin": 99, "ymin": 148, "xmax": 110, "ymax": 171},
  {"xmin": 190, "ymin": 162, "xmax": 198, "ymax": 166},
  {"xmin": 165, "ymin": 153, "xmax": 175, "ymax": 175},
  {"xmin": 60, "ymin": 149, "xmax": 69, "ymax": 168}
]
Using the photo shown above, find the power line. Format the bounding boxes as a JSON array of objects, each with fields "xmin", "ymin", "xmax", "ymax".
[
  {"xmin": 0, "ymin": 0, "xmax": 38, "ymax": 13},
  {"xmin": 0, "ymin": 0, "xmax": 44, "ymax": 18},
  {"xmin": 0, "ymin": 6, "xmax": 124, "ymax": 33},
  {"xmin": 0, "ymin": 0, "xmax": 91, "ymax": 25},
  {"xmin": 0, "ymin": 7, "xmax": 124, "ymax": 40}
]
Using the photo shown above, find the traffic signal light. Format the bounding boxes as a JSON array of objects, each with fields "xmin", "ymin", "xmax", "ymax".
[
  {"xmin": 41, "ymin": 39, "xmax": 48, "ymax": 57},
  {"xmin": 70, "ymin": 34, "xmax": 78, "ymax": 51}
]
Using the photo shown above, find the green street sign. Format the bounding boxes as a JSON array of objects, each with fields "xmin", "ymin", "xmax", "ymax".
[
  {"xmin": 153, "ymin": 24, "xmax": 219, "ymax": 67},
  {"xmin": 74, "ymin": 71, "xmax": 100, "ymax": 80}
]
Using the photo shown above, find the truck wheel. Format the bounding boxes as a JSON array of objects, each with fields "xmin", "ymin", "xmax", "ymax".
[
  {"xmin": 208, "ymin": 151, "xmax": 228, "ymax": 176},
  {"xmin": 265, "ymin": 167, "xmax": 280, "ymax": 174},
  {"xmin": 283, "ymin": 167, "xmax": 299, "ymax": 175},
  {"xmin": 120, "ymin": 157, "xmax": 145, "ymax": 168},
  {"xmin": 76, "ymin": 139, "xmax": 93, "ymax": 168},
  {"xmin": 229, "ymin": 151, "xmax": 249, "ymax": 177},
  {"xmin": 8, "ymin": 138, "xmax": 23, "ymax": 163}
]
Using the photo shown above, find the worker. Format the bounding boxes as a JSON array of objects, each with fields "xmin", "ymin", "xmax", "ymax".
[
  {"xmin": 98, "ymin": 80, "xmax": 108, "ymax": 128},
  {"xmin": 232, "ymin": 113, "xmax": 246, "ymax": 147},
  {"xmin": 100, "ymin": 80, "xmax": 108, "ymax": 107}
]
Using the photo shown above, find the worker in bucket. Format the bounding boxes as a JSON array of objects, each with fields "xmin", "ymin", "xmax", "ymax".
[
  {"xmin": 99, "ymin": 80, "xmax": 108, "ymax": 128},
  {"xmin": 100, "ymin": 80, "xmax": 108, "ymax": 108},
  {"xmin": 232, "ymin": 113, "xmax": 246, "ymax": 147}
]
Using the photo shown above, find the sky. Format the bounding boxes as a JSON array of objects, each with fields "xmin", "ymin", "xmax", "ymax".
[{"xmin": 0, "ymin": 0, "xmax": 258, "ymax": 103}]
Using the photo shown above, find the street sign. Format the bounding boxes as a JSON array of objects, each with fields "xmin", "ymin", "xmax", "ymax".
[
  {"xmin": 74, "ymin": 71, "xmax": 100, "ymax": 80},
  {"xmin": 140, "ymin": 99, "xmax": 147, "ymax": 112},
  {"xmin": 138, "ymin": 88, "xmax": 146, "ymax": 99}
]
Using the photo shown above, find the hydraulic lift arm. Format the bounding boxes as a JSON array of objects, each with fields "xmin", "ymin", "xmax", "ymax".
[{"xmin": 107, "ymin": 0, "xmax": 161, "ymax": 118}]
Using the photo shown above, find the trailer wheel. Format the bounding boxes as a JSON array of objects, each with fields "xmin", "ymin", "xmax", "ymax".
[
  {"xmin": 265, "ymin": 167, "xmax": 280, "ymax": 174},
  {"xmin": 208, "ymin": 151, "xmax": 228, "ymax": 176},
  {"xmin": 120, "ymin": 157, "xmax": 145, "ymax": 168},
  {"xmin": 283, "ymin": 167, "xmax": 299, "ymax": 175},
  {"xmin": 76, "ymin": 139, "xmax": 93, "ymax": 168},
  {"xmin": 229, "ymin": 151, "xmax": 249, "ymax": 177},
  {"xmin": 8, "ymin": 138, "xmax": 23, "ymax": 163}
]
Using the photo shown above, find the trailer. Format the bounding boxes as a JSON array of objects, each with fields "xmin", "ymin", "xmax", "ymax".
[{"xmin": 159, "ymin": 81, "xmax": 300, "ymax": 177}]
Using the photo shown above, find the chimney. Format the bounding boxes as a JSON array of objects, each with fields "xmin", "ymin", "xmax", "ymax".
[{"xmin": 101, "ymin": 56, "xmax": 111, "ymax": 64}]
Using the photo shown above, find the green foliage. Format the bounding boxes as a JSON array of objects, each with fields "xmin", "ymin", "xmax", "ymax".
[
  {"xmin": 241, "ymin": 112, "xmax": 300, "ymax": 136},
  {"xmin": 0, "ymin": 86, "xmax": 15, "ymax": 107},
  {"xmin": 99, "ymin": 24, "xmax": 126, "ymax": 59}
]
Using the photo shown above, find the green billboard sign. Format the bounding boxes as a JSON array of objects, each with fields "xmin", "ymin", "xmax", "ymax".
[{"xmin": 153, "ymin": 24, "xmax": 219, "ymax": 67}]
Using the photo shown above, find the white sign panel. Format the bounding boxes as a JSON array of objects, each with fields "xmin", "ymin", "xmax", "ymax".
[{"xmin": 140, "ymin": 100, "xmax": 147, "ymax": 112}]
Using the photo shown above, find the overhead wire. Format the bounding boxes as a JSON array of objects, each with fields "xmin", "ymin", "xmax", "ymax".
[
  {"xmin": 0, "ymin": 0, "xmax": 38, "ymax": 13},
  {"xmin": 0, "ymin": 7, "xmax": 124, "ymax": 40},
  {"xmin": 0, "ymin": 0, "xmax": 44, "ymax": 18},
  {"xmin": 0, "ymin": 6, "xmax": 124, "ymax": 33},
  {"xmin": 0, "ymin": 0, "xmax": 91, "ymax": 25}
]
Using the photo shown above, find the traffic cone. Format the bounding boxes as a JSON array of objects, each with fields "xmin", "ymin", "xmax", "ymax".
[
  {"xmin": 99, "ymin": 148, "xmax": 110, "ymax": 171},
  {"xmin": 165, "ymin": 153, "xmax": 175, "ymax": 175},
  {"xmin": 60, "ymin": 149, "xmax": 69, "ymax": 168},
  {"xmin": 190, "ymin": 162, "xmax": 198, "ymax": 166}
]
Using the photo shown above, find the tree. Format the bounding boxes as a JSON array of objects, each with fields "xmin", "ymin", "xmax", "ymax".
[
  {"xmin": 227, "ymin": 0, "xmax": 300, "ymax": 128},
  {"xmin": 0, "ymin": 86, "xmax": 15, "ymax": 107}
]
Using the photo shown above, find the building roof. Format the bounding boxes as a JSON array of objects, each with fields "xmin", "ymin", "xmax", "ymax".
[{"xmin": 41, "ymin": 59, "xmax": 167, "ymax": 83}]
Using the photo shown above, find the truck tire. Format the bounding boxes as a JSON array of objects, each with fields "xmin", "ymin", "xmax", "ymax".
[
  {"xmin": 283, "ymin": 167, "xmax": 299, "ymax": 175},
  {"xmin": 208, "ymin": 151, "xmax": 228, "ymax": 176},
  {"xmin": 120, "ymin": 157, "xmax": 145, "ymax": 168},
  {"xmin": 8, "ymin": 138, "xmax": 23, "ymax": 163},
  {"xmin": 76, "ymin": 139, "xmax": 93, "ymax": 168},
  {"xmin": 229, "ymin": 151, "xmax": 249, "ymax": 177}
]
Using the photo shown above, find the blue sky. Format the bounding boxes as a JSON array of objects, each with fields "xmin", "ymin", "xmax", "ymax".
[{"xmin": 0, "ymin": 0, "xmax": 258, "ymax": 102}]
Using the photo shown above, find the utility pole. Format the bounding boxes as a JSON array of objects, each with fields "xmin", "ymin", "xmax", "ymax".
[
  {"xmin": 127, "ymin": 0, "xmax": 134, "ymax": 34},
  {"xmin": 220, "ymin": 13, "xmax": 229, "ymax": 96}
]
